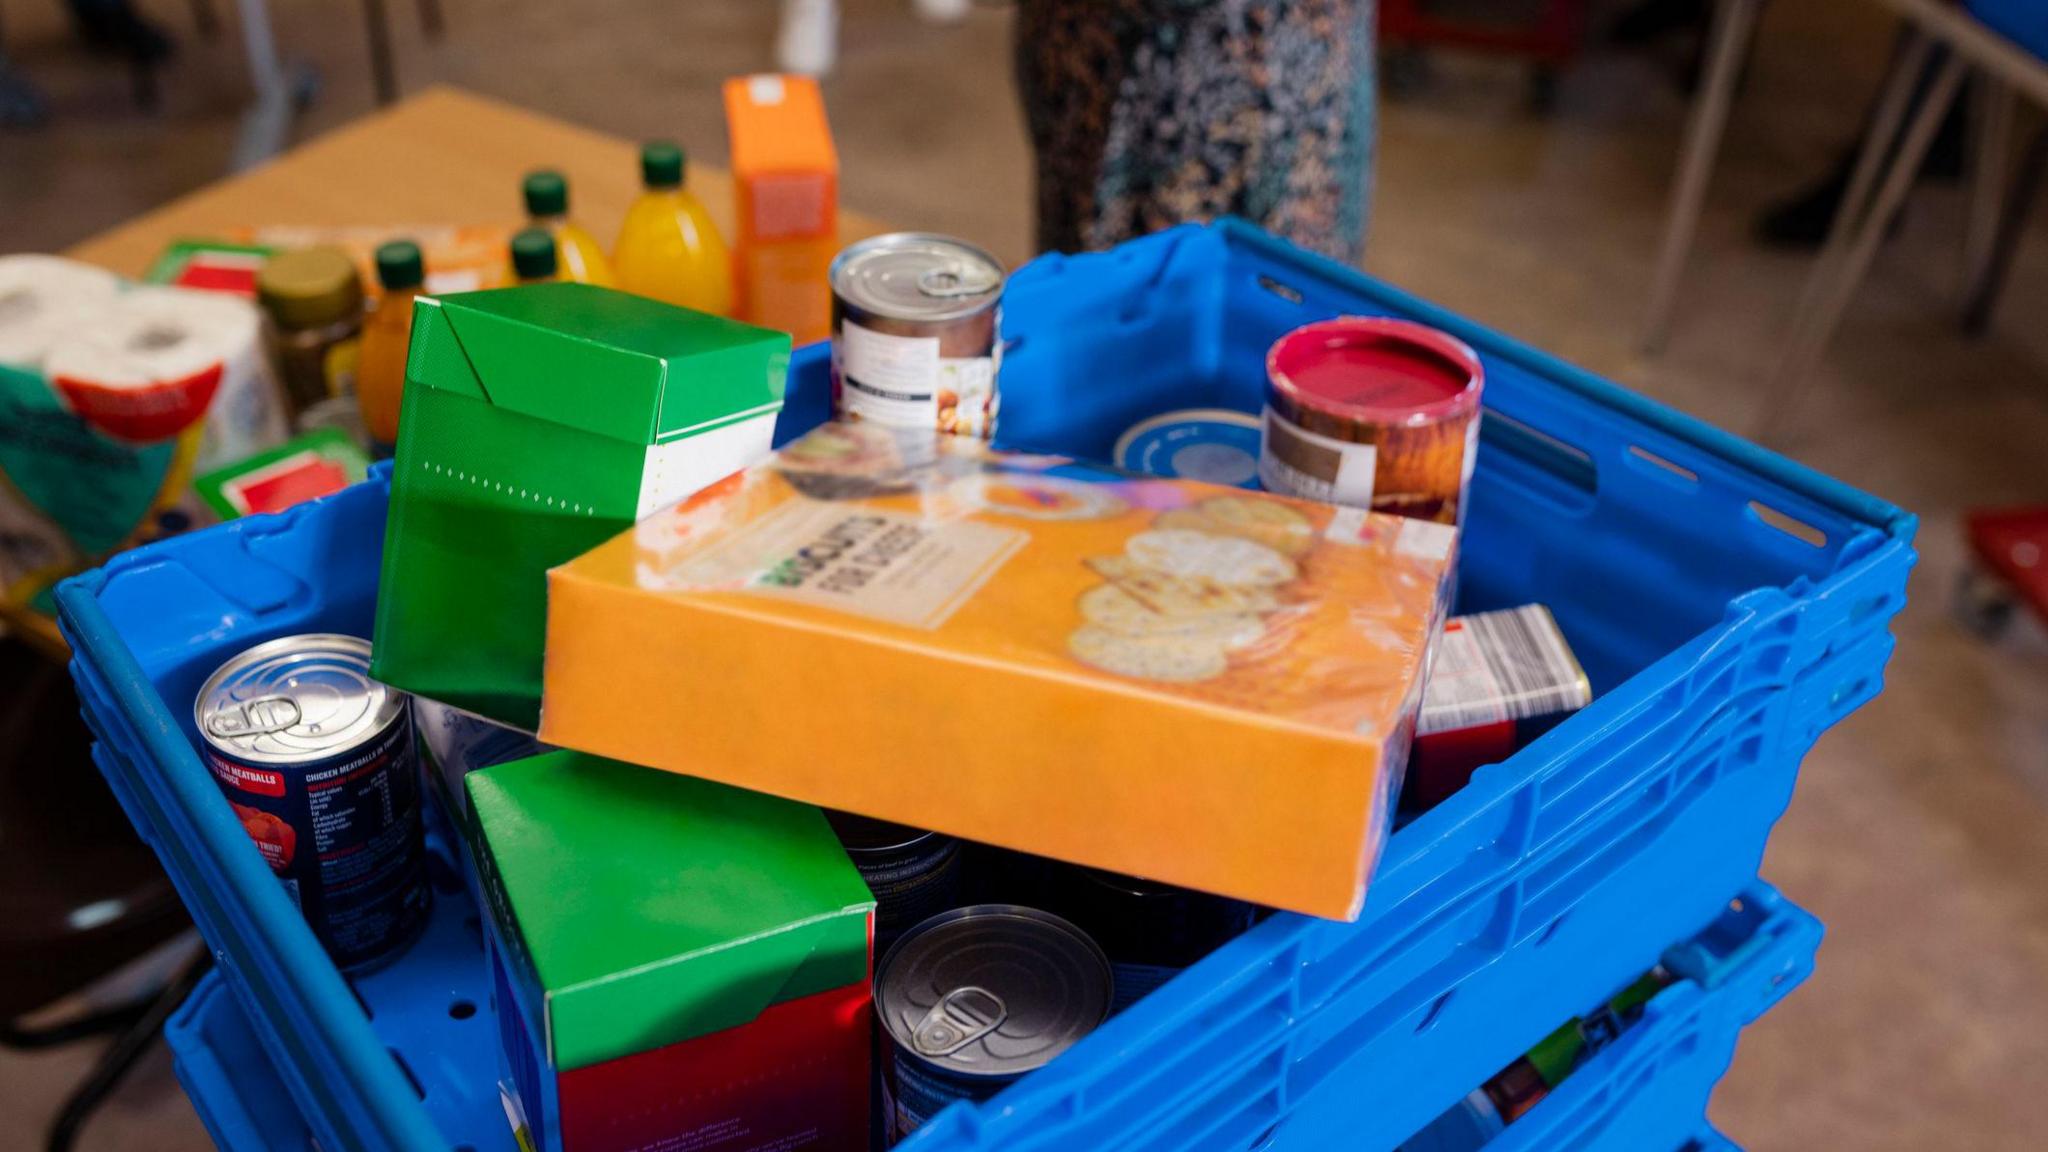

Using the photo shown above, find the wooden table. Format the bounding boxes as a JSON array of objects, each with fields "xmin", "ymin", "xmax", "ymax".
[
  {"xmin": 67, "ymin": 85, "xmax": 887, "ymax": 275},
  {"xmin": 12, "ymin": 86, "xmax": 886, "ymax": 657}
]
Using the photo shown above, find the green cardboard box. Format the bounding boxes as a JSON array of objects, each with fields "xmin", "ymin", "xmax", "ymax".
[
  {"xmin": 372, "ymin": 283, "xmax": 790, "ymax": 728},
  {"xmin": 467, "ymin": 751, "xmax": 874, "ymax": 1152}
]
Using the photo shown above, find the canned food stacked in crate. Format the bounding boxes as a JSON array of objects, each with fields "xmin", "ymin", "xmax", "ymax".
[{"xmin": 62, "ymin": 211, "xmax": 1912, "ymax": 1152}]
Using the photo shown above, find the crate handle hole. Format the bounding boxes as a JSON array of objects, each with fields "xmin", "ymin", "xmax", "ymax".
[
  {"xmin": 1257, "ymin": 275, "xmax": 1305, "ymax": 305},
  {"xmin": 1415, "ymin": 991, "xmax": 1455, "ymax": 1034},
  {"xmin": 449, "ymin": 998, "xmax": 477, "ymax": 1021},
  {"xmin": 347, "ymin": 979, "xmax": 374, "ymax": 1022},
  {"xmin": 388, "ymin": 1047, "xmax": 426, "ymax": 1099},
  {"xmin": 1749, "ymin": 501, "xmax": 1827, "ymax": 548},
  {"xmin": 1480, "ymin": 412, "xmax": 1599, "ymax": 497},
  {"xmin": 1627, "ymin": 445, "xmax": 1699, "ymax": 485}
]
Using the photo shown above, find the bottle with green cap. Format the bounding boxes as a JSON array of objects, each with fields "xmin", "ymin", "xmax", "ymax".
[
  {"xmin": 521, "ymin": 169, "xmax": 614, "ymax": 287},
  {"xmin": 612, "ymin": 140, "xmax": 734, "ymax": 316},
  {"xmin": 356, "ymin": 240, "xmax": 426, "ymax": 449},
  {"xmin": 509, "ymin": 228, "xmax": 559, "ymax": 285}
]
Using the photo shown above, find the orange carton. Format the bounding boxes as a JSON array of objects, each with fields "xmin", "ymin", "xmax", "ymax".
[
  {"xmin": 724, "ymin": 74, "xmax": 838, "ymax": 345},
  {"xmin": 540, "ymin": 424, "xmax": 1454, "ymax": 919}
]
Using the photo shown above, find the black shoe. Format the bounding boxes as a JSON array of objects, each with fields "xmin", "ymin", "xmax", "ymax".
[
  {"xmin": 1610, "ymin": 0, "xmax": 1709, "ymax": 46},
  {"xmin": 1756, "ymin": 159, "xmax": 1856, "ymax": 249},
  {"xmin": 67, "ymin": 0, "xmax": 174, "ymax": 64},
  {"xmin": 1754, "ymin": 154, "xmax": 1916, "ymax": 249}
]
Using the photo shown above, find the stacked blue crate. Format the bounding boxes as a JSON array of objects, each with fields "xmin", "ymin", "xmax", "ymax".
[
  {"xmin": 65, "ymin": 222, "xmax": 1912, "ymax": 1151},
  {"xmin": 165, "ymin": 880, "xmax": 1822, "ymax": 1152}
]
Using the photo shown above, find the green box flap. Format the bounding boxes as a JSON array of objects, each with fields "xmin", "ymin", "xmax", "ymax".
[
  {"xmin": 411, "ymin": 284, "xmax": 790, "ymax": 446},
  {"xmin": 467, "ymin": 751, "xmax": 873, "ymax": 1072}
]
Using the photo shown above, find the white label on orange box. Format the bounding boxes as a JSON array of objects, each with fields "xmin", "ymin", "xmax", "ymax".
[{"xmin": 647, "ymin": 497, "xmax": 1026, "ymax": 630}]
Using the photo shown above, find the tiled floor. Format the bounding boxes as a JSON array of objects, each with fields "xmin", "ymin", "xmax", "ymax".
[{"xmin": 3, "ymin": 0, "xmax": 2045, "ymax": 1149}]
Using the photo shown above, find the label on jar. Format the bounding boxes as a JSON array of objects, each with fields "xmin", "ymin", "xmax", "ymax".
[
  {"xmin": 836, "ymin": 319, "xmax": 996, "ymax": 437},
  {"xmin": 1259, "ymin": 407, "xmax": 1377, "ymax": 508}
]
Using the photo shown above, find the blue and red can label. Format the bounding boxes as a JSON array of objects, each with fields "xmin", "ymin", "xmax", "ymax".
[
  {"xmin": 196, "ymin": 634, "xmax": 429, "ymax": 971},
  {"xmin": 204, "ymin": 704, "xmax": 428, "ymax": 969}
]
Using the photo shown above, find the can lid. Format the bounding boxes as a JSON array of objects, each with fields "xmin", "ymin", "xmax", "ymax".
[
  {"xmin": 1266, "ymin": 317, "xmax": 1482, "ymax": 427},
  {"xmin": 876, "ymin": 904, "xmax": 1110, "ymax": 1078},
  {"xmin": 257, "ymin": 246, "xmax": 363, "ymax": 329},
  {"xmin": 510, "ymin": 228, "xmax": 558, "ymax": 280},
  {"xmin": 1112, "ymin": 408, "xmax": 1262, "ymax": 488},
  {"xmin": 831, "ymin": 233, "xmax": 1004, "ymax": 323},
  {"xmin": 641, "ymin": 141, "xmax": 686, "ymax": 189},
  {"xmin": 374, "ymin": 241, "xmax": 425, "ymax": 291},
  {"xmin": 194, "ymin": 634, "xmax": 404, "ymax": 764},
  {"xmin": 523, "ymin": 169, "xmax": 570, "ymax": 218},
  {"xmin": 826, "ymin": 809, "xmax": 945, "ymax": 854}
]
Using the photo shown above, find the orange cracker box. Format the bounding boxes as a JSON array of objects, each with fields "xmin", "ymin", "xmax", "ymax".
[
  {"xmin": 723, "ymin": 74, "xmax": 838, "ymax": 345},
  {"xmin": 540, "ymin": 423, "xmax": 1455, "ymax": 920}
]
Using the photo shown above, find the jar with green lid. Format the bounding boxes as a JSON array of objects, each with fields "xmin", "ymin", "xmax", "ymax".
[{"xmin": 257, "ymin": 246, "xmax": 364, "ymax": 421}]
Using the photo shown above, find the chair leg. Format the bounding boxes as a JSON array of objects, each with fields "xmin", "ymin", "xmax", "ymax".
[
  {"xmin": 1962, "ymin": 123, "xmax": 2048, "ymax": 335},
  {"xmin": 1640, "ymin": 0, "xmax": 1762, "ymax": 354},
  {"xmin": 44, "ymin": 952, "xmax": 212, "ymax": 1152},
  {"xmin": 362, "ymin": 0, "xmax": 398, "ymax": 106},
  {"xmin": 1765, "ymin": 52, "xmax": 1970, "ymax": 422},
  {"xmin": 417, "ymin": 0, "xmax": 444, "ymax": 39},
  {"xmin": 1959, "ymin": 75, "xmax": 2015, "ymax": 313},
  {"xmin": 1776, "ymin": 31, "xmax": 1937, "ymax": 364}
]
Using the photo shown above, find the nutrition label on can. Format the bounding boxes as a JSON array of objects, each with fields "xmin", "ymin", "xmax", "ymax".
[
  {"xmin": 887, "ymin": 1050, "xmax": 987, "ymax": 1144},
  {"xmin": 1110, "ymin": 962, "xmax": 1183, "ymax": 1014},
  {"xmin": 205, "ymin": 711, "xmax": 428, "ymax": 968},
  {"xmin": 836, "ymin": 320, "xmax": 996, "ymax": 437},
  {"xmin": 860, "ymin": 839, "xmax": 963, "ymax": 938}
]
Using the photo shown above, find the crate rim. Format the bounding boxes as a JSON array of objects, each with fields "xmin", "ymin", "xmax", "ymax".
[{"xmin": 1187, "ymin": 218, "xmax": 1915, "ymax": 545}]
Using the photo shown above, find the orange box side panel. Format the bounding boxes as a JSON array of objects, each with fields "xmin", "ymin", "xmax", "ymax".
[{"xmin": 543, "ymin": 563, "xmax": 1384, "ymax": 919}]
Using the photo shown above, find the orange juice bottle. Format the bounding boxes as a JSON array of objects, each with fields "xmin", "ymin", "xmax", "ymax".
[
  {"xmin": 356, "ymin": 240, "xmax": 424, "ymax": 450},
  {"xmin": 522, "ymin": 170, "xmax": 614, "ymax": 286},
  {"xmin": 612, "ymin": 142, "xmax": 734, "ymax": 315},
  {"xmin": 510, "ymin": 228, "xmax": 559, "ymax": 285}
]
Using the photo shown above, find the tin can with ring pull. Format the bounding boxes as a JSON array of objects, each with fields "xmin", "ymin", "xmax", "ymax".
[{"xmin": 194, "ymin": 633, "xmax": 430, "ymax": 971}]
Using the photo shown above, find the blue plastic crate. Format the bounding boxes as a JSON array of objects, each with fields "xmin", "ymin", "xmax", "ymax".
[
  {"xmin": 1386, "ymin": 884, "xmax": 1818, "ymax": 1152},
  {"xmin": 64, "ymin": 221, "xmax": 1912, "ymax": 1152},
  {"xmin": 163, "ymin": 877, "xmax": 1816, "ymax": 1152}
]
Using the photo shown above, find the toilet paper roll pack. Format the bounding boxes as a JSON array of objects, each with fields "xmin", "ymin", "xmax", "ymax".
[{"xmin": 0, "ymin": 256, "xmax": 287, "ymax": 618}]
